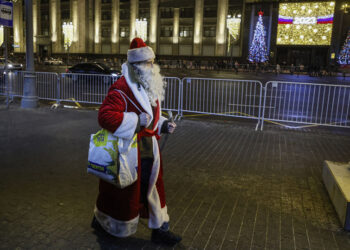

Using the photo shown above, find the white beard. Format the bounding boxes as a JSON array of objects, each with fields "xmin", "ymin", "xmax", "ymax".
[{"xmin": 133, "ymin": 63, "xmax": 166, "ymax": 107}]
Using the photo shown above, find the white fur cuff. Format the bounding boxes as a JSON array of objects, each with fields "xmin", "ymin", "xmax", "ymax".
[
  {"xmin": 158, "ymin": 116, "xmax": 167, "ymax": 135},
  {"xmin": 113, "ymin": 112, "xmax": 139, "ymax": 140},
  {"xmin": 127, "ymin": 46, "xmax": 155, "ymax": 63},
  {"xmin": 94, "ymin": 206, "xmax": 139, "ymax": 237}
]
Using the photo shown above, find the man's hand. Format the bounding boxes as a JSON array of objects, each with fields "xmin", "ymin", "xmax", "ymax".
[
  {"xmin": 139, "ymin": 112, "xmax": 151, "ymax": 126},
  {"xmin": 168, "ymin": 122, "xmax": 176, "ymax": 134}
]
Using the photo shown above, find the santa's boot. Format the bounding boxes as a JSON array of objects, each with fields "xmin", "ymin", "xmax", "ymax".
[
  {"xmin": 91, "ymin": 216, "xmax": 106, "ymax": 234},
  {"xmin": 151, "ymin": 222, "xmax": 182, "ymax": 245}
]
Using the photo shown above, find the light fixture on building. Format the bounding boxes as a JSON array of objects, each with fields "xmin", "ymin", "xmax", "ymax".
[
  {"xmin": 0, "ymin": 26, "xmax": 3, "ymax": 46},
  {"xmin": 341, "ymin": 3, "xmax": 349, "ymax": 13},
  {"xmin": 226, "ymin": 15, "xmax": 241, "ymax": 42},
  {"xmin": 226, "ymin": 14, "xmax": 241, "ymax": 53},
  {"xmin": 62, "ymin": 22, "xmax": 74, "ymax": 51},
  {"xmin": 135, "ymin": 18, "xmax": 147, "ymax": 42},
  {"xmin": 62, "ymin": 22, "xmax": 74, "ymax": 67}
]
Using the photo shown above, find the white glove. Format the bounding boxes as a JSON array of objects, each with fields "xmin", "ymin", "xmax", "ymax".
[
  {"xmin": 168, "ymin": 122, "xmax": 176, "ymax": 134},
  {"xmin": 139, "ymin": 112, "xmax": 151, "ymax": 127}
]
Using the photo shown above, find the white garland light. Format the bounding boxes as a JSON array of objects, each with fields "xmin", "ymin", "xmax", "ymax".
[
  {"xmin": 62, "ymin": 22, "xmax": 74, "ymax": 50},
  {"xmin": 135, "ymin": 18, "xmax": 148, "ymax": 42},
  {"xmin": 226, "ymin": 15, "xmax": 241, "ymax": 41},
  {"xmin": 0, "ymin": 26, "xmax": 3, "ymax": 46}
]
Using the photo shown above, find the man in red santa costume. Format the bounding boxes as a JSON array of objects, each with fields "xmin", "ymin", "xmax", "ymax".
[{"xmin": 91, "ymin": 37, "xmax": 181, "ymax": 246}]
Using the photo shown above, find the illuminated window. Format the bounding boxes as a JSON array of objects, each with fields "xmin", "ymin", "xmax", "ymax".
[
  {"xmin": 120, "ymin": 27, "xmax": 129, "ymax": 38},
  {"xmin": 179, "ymin": 26, "xmax": 193, "ymax": 37}
]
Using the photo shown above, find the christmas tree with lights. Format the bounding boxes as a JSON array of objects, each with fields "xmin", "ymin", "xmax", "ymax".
[
  {"xmin": 248, "ymin": 11, "xmax": 268, "ymax": 63},
  {"xmin": 338, "ymin": 29, "xmax": 350, "ymax": 65}
]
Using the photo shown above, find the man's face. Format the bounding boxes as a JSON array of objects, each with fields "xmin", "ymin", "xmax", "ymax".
[
  {"xmin": 131, "ymin": 59, "xmax": 165, "ymax": 106},
  {"xmin": 134, "ymin": 59, "xmax": 154, "ymax": 70}
]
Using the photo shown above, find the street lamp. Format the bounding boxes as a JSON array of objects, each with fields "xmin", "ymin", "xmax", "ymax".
[
  {"xmin": 226, "ymin": 14, "xmax": 241, "ymax": 55},
  {"xmin": 62, "ymin": 21, "xmax": 74, "ymax": 67},
  {"xmin": 135, "ymin": 18, "xmax": 147, "ymax": 41}
]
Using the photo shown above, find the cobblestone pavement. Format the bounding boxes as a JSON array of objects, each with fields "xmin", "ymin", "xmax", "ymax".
[{"xmin": 1, "ymin": 104, "xmax": 350, "ymax": 249}]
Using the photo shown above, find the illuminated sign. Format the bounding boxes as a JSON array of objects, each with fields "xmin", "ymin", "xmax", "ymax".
[
  {"xmin": 0, "ymin": 0, "xmax": 13, "ymax": 27},
  {"xmin": 294, "ymin": 17, "xmax": 316, "ymax": 24},
  {"xmin": 277, "ymin": 2, "xmax": 335, "ymax": 45}
]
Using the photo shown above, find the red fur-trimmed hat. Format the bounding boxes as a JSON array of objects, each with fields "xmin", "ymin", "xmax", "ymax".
[{"xmin": 127, "ymin": 37, "xmax": 155, "ymax": 63}]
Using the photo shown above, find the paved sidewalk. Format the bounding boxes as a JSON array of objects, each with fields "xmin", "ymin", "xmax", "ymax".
[{"xmin": 0, "ymin": 103, "xmax": 350, "ymax": 249}]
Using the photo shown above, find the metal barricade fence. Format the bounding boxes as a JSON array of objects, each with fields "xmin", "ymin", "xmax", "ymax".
[
  {"xmin": 162, "ymin": 77, "xmax": 182, "ymax": 116},
  {"xmin": 261, "ymin": 81, "xmax": 350, "ymax": 130},
  {"xmin": 182, "ymin": 78, "xmax": 263, "ymax": 129},
  {"xmin": 59, "ymin": 73, "xmax": 118, "ymax": 104},
  {"xmin": 3, "ymin": 71, "xmax": 59, "ymax": 100},
  {"xmin": 8, "ymin": 72, "xmax": 350, "ymax": 132},
  {"xmin": 0, "ymin": 72, "xmax": 5, "ymax": 96},
  {"xmin": 0, "ymin": 71, "xmax": 22, "ymax": 98}
]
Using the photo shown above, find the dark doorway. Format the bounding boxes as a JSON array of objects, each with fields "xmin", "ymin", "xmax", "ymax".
[
  {"xmin": 39, "ymin": 45, "xmax": 48, "ymax": 58},
  {"xmin": 277, "ymin": 46, "xmax": 329, "ymax": 67},
  {"xmin": 291, "ymin": 48, "xmax": 311, "ymax": 66}
]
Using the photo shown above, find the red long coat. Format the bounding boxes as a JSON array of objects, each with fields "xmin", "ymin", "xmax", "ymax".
[{"xmin": 94, "ymin": 63, "xmax": 169, "ymax": 237}]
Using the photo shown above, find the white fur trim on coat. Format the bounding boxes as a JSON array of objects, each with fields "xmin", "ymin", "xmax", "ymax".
[
  {"xmin": 147, "ymin": 136, "xmax": 170, "ymax": 228},
  {"xmin": 94, "ymin": 206, "xmax": 139, "ymax": 237},
  {"xmin": 113, "ymin": 112, "xmax": 138, "ymax": 140},
  {"xmin": 158, "ymin": 116, "xmax": 167, "ymax": 135},
  {"xmin": 121, "ymin": 63, "xmax": 153, "ymax": 123},
  {"xmin": 127, "ymin": 46, "xmax": 155, "ymax": 63}
]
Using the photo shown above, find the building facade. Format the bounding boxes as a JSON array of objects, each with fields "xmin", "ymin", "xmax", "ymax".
[{"xmin": 11, "ymin": 0, "xmax": 350, "ymax": 66}]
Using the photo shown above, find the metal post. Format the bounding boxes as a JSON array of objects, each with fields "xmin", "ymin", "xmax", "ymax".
[
  {"xmin": 5, "ymin": 26, "xmax": 9, "ymax": 108},
  {"xmin": 21, "ymin": 0, "xmax": 37, "ymax": 108}
]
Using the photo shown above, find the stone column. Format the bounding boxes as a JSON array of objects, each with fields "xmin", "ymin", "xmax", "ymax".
[
  {"xmin": 36, "ymin": 0, "xmax": 41, "ymax": 37},
  {"xmin": 239, "ymin": 1, "xmax": 246, "ymax": 57},
  {"xmin": 94, "ymin": 0, "xmax": 101, "ymax": 53},
  {"xmin": 267, "ymin": 3, "xmax": 273, "ymax": 56},
  {"xmin": 70, "ymin": 0, "xmax": 87, "ymax": 53},
  {"xmin": 50, "ymin": 0, "xmax": 62, "ymax": 53},
  {"xmin": 13, "ymin": 0, "xmax": 24, "ymax": 53},
  {"xmin": 71, "ymin": 0, "xmax": 78, "ymax": 52},
  {"xmin": 111, "ymin": 0, "xmax": 120, "ymax": 54},
  {"xmin": 149, "ymin": 0, "xmax": 158, "ymax": 51},
  {"xmin": 130, "ymin": 0, "xmax": 139, "ymax": 41},
  {"xmin": 88, "ymin": 0, "xmax": 94, "ymax": 53},
  {"xmin": 215, "ymin": 0, "xmax": 228, "ymax": 56},
  {"xmin": 78, "ymin": 0, "xmax": 88, "ymax": 53},
  {"xmin": 172, "ymin": 8, "xmax": 179, "ymax": 55},
  {"xmin": 193, "ymin": 0, "xmax": 204, "ymax": 56}
]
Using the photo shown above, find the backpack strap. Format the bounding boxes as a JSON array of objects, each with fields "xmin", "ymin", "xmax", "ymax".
[{"xmin": 114, "ymin": 89, "xmax": 142, "ymax": 113}]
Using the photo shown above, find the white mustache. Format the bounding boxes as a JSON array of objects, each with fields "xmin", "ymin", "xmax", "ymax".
[{"xmin": 134, "ymin": 63, "xmax": 166, "ymax": 106}]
